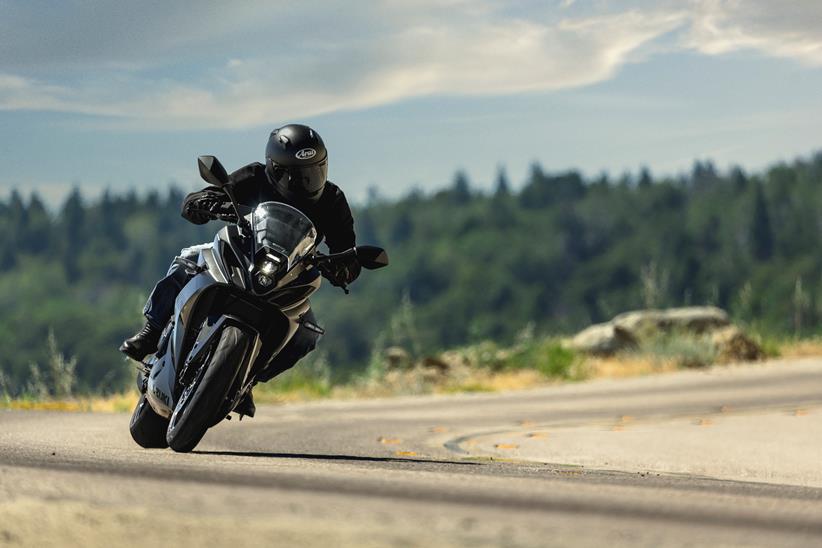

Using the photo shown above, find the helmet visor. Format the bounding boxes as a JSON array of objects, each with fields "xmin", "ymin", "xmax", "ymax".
[{"xmin": 271, "ymin": 161, "xmax": 328, "ymax": 200}]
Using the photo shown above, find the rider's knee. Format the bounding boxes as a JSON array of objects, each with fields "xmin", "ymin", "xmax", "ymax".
[{"xmin": 291, "ymin": 324, "xmax": 319, "ymax": 359}]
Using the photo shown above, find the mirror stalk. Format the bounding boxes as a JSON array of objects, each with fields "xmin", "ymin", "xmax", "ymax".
[
  {"xmin": 221, "ymin": 185, "xmax": 251, "ymax": 235},
  {"xmin": 196, "ymin": 156, "xmax": 250, "ymax": 234}
]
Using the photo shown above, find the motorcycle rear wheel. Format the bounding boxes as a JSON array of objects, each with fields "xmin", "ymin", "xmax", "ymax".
[
  {"xmin": 129, "ymin": 394, "xmax": 170, "ymax": 449},
  {"xmin": 166, "ymin": 326, "xmax": 250, "ymax": 453}
]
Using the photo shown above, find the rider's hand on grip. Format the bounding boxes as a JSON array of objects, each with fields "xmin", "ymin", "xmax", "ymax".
[{"xmin": 318, "ymin": 262, "xmax": 351, "ymax": 293}]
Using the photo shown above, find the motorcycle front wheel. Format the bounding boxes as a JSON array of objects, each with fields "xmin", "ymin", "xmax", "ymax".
[{"xmin": 166, "ymin": 325, "xmax": 250, "ymax": 453}]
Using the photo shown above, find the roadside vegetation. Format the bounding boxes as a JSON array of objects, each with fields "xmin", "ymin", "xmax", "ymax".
[
  {"xmin": 3, "ymin": 151, "xmax": 822, "ymax": 401},
  {"xmin": 4, "ymin": 322, "xmax": 820, "ymax": 411}
]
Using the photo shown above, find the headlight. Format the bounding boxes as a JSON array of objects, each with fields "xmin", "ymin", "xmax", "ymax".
[{"xmin": 252, "ymin": 250, "xmax": 285, "ymax": 292}]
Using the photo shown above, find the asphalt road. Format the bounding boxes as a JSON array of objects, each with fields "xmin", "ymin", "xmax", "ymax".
[{"xmin": 2, "ymin": 358, "xmax": 822, "ymax": 547}]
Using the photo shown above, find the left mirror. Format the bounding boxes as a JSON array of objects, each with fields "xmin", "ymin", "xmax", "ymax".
[{"xmin": 198, "ymin": 155, "xmax": 229, "ymax": 187}]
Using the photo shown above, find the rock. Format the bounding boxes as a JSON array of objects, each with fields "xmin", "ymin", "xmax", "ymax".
[
  {"xmin": 711, "ymin": 326, "xmax": 764, "ymax": 363},
  {"xmin": 569, "ymin": 307, "xmax": 762, "ymax": 364},
  {"xmin": 613, "ymin": 306, "xmax": 730, "ymax": 335},
  {"xmin": 568, "ymin": 322, "xmax": 638, "ymax": 356},
  {"xmin": 384, "ymin": 346, "xmax": 411, "ymax": 370},
  {"xmin": 422, "ymin": 355, "xmax": 451, "ymax": 373},
  {"xmin": 430, "ymin": 350, "xmax": 474, "ymax": 371}
]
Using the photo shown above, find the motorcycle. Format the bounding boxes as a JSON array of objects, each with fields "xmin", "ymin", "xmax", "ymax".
[{"xmin": 128, "ymin": 155, "xmax": 389, "ymax": 452}]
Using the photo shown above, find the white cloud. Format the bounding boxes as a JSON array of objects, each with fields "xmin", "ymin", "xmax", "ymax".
[
  {"xmin": 684, "ymin": 0, "xmax": 822, "ymax": 65},
  {"xmin": 0, "ymin": 0, "xmax": 820, "ymax": 130}
]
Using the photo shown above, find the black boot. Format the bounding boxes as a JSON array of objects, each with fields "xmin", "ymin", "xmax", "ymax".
[
  {"xmin": 234, "ymin": 390, "xmax": 256, "ymax": 418},
  {"xmin": 119, "ymin": 321, "xmax": 162, "ymax": 362}
]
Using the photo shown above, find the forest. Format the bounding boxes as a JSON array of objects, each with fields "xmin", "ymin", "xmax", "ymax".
[{"xmin": 1, "ymin": 151, "xmax": 821, "ymax": 395}]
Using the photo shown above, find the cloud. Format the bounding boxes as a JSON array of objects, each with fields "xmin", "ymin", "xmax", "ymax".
[
  {"xmin": 0, "ymin": 1, "xmax": 819, "ymax": 129},
  {"xmin": 684, "ymin": 0, "xmax": 822, "ymax": 65}
]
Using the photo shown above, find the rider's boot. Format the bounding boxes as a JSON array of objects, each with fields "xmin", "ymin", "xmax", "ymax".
[
  {"xmin": 119, "ymin": 321, "xmax": 162, "ymax": 362},
  {"xmin": 235, "ymin": 390, "xmax": 256, "ymax": 418}
]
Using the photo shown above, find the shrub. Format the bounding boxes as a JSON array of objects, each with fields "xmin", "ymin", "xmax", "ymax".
[
  {"xmin": 634, "ymin": 331, "xmax": 718, "ymax": 369},
  {"xmin": 505, "ymin": 338, "xmax": 580, "ymax": 379},
  {"xmin": 256, "ymin": 352, "xmax": 332, "ymax": 399}
]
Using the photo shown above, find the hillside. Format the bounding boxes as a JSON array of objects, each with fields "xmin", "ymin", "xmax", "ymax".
[{"xmin": 1, "ymin": 153, "xmax": 821, "ymax": 395}]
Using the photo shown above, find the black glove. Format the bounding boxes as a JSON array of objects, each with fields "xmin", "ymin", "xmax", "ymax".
[
  {"xmin": 320, "ymin": 255, "xmax": 361, "ymax": 288},
  {"xmin": 182, "ymin": 192, "xmax": 227, "ymax": 224}
]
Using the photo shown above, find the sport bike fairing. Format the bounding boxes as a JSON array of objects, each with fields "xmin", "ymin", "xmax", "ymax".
[{"xmin": 145, "ymin": 202, "xmax": 320, "ymax": 418}]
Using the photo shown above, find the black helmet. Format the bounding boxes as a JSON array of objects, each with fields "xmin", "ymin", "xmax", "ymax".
[{"xmin": 265, "ymin": 124, "xmax": 328, "ymax": 202}]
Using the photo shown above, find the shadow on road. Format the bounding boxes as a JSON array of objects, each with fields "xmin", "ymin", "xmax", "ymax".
[{"xmin": 194, "ymin": 449, "xmax": 479, "ymax": 467}]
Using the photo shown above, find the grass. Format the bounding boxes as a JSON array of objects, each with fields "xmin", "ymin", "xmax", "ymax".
[
  {"xmin": 503, "ymin": 338, "xmax": 582, "ymax": 378},
  {"xmin": 772, "ymin": 336, "xmax": 822, "ymax": 358},
  {"xmin": 254, "ymin": 356, "xmax": 333, "ymax": 403},
  {"xmin": 2, "ymin": 392, "xmax": 138, "ymax": 413},
  {"xmin": 631, "ymin": 331, "xmax": 719, "ymax": 369}
]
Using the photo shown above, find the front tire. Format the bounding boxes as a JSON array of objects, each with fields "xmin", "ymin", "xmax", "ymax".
[
  {"xmin": 129, "ymin": 394, "xmax": 170, "ymax": 449},
  {"xmin": 166, "ymin": 326, "xmax": 250, "ymax": 453}
]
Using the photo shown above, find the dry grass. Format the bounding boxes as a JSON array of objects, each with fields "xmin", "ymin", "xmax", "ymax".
[
  {"xmin": 254, "ymin": 365, "xmax": 552, "ymax": 404},
  {"xmin": 779, "ymin": 337, "xmax": 822, "ymax": 358},
  {"xmin": 584, "ymin": 355, "xmax": 680, "ymax": 378},
  {"xmin": 2, "ymin": 392, "xmax": 139, "ymax": 413}
]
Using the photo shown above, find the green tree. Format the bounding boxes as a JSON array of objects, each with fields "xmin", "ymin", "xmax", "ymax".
[{"xmin": 750, "ymin": 183, "xmax": 774, "ymax": 261}]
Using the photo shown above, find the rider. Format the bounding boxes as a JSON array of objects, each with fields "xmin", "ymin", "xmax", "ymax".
[{"xmin": 119, "ymin": 124, "xmax": 360, "ymax": 413}]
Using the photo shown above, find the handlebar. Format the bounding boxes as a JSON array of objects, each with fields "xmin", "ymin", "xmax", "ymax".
[
  {"xmin": 311, "ymin": 248, "xmax": 357, "ymax": 266},
  {"xmin": 211, "ymin": 211, "xmax": 239, "ymax": 222},
  {"xmin": 310, "ymin": 250, "xmax": 355, "ymax": 294},
  {"xmin": 192, "ymin": 207, "xmax": 243, "ymax": 226}
]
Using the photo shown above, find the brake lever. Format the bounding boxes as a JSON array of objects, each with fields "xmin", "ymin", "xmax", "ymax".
[{"xmin": 312, "ymin": 256, "xmax": 350, "ymax": 294}]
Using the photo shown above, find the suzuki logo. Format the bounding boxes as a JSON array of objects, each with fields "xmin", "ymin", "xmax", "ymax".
[{"xmin": 152, "ymin": 386, "xmax": 170, "ymax": 406}]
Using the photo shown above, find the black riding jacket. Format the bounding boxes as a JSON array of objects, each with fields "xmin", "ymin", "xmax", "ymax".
[{"xmin": 181, "ymin": 162, "xmax": 356, "ymax": 253}]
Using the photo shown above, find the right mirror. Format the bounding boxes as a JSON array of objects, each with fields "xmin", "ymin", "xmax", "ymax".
[{"xmin": 356, "ymin": 246, "xmax": 389, "ymax": 270}]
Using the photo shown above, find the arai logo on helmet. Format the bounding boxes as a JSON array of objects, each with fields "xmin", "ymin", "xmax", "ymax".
[{"xmin": 295, "ymin": 148, "xmax": 317, "ymax": 160}]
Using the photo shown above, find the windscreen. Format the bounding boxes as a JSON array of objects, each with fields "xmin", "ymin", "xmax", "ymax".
[{"xmin": 252, "ymin": 202, "xmax": 317, "ymax": 270}]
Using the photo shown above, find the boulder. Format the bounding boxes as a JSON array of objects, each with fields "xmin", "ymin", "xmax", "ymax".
[
  {"xmin": 568, "ymin": 322, "xmax": 638, "ymax": 356},
  {"xmin": 613, "ymin": 306, "xmax": 730, "ymax": 335},
  {"xmin": 711, "ymin": 326, "xmax": 764, "ymax": 363},
  {"xmin": 383, "ymin": 346, "xmax": 411, "ymax": 370},
  {"xmin": 422, "ymin": 355, "xmax": 452, "ymax": 373}
]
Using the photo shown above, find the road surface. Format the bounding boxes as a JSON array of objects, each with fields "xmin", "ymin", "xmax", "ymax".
[{"xmin": 2, "ymin": 358, "xmax": 822, "ymax": 547}]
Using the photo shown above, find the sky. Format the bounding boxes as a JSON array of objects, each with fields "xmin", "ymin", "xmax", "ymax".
[{"xmin": 1, "ymin": 0, "xmax": 822, "ymax": 207}]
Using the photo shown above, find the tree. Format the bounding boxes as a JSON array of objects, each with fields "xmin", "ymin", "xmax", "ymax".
[
  {"xmin": 692, "ymin": 160, "xmax": 719, "ymax": 188},
  {"xmin": 58, "ymin": 187, "xmax": 85, "ymax": 279},
  {"xmin": 450, "ymin": 170, "xmax": 472, "ymax": 205},
  {"xmin": 638, "ymin": 167, "xmax": 652, "ymax": 188},
  {"xmin": 494, "ymin": 165, "xmax": 510, "ymax": 197},
  {"xmin": 23, "ymin": 193, "xmax": 51, "ymax": 254},
  {"xmin": 730, "ymin": 166, "xmax": 748, "ymax": 192},
  {"xmin": 750, "ymin": 183, "xmax": 774, "ymax": 261}
]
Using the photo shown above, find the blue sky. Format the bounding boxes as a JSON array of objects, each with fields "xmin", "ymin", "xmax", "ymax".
[{"xmin": 1, "ymin": 0, "xmax": 821, "ymax": 206}]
